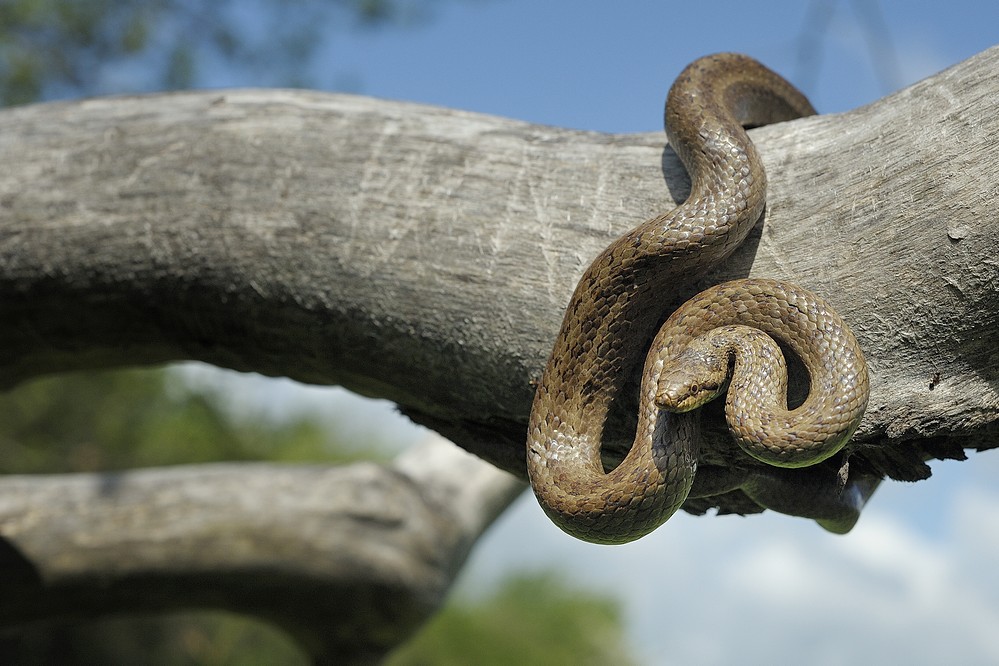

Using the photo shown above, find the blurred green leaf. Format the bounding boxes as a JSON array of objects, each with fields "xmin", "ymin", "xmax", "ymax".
[
  {"xmin": 0, "ymin": 0, "xmax": 452, "ymax": 106},
  {"xmin": 388, "ymin": 571, "xmax": 639, "ymax": 666},
  {"xmin": 0, "ymin": 368, "xmax": 373, "ymax": 474}
]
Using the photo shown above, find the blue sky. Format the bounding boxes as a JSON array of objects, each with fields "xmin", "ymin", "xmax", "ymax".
[
  {"xmin": 313, "ymin": 0, "xmax": 995, "ymax": 127},
  {"xmin": 175, "ymin": 1, "xmax": 999, "ymax": 663}
]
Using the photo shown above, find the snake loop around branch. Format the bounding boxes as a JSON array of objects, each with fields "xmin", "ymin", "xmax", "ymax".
[{"xmin": 525, "ymin": 53, "xmax": 871, "ymax": 544}]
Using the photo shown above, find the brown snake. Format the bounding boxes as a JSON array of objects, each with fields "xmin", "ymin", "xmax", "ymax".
[{"xmin": 526, "ymin": 53, "xmax": 871, "ymax": 545}]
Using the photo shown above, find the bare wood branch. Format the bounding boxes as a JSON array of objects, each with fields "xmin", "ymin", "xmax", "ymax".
[
  {"xmin": 1, "ymin": 49, "xmax": 998, "ymax": 510},
  {"xmin": 0, "ymin": 435, "xmax": 524, "ymax": 662}
]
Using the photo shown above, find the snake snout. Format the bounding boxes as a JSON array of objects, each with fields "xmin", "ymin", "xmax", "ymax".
[
  {"xmin": 656, "ymin": 339, "xmax": 732, "ymax": 412},
  {"xmin": 655, "ymin": 381, "xmax": 692, "ymax": 412},
  {"xmin": 656, "ymin": 378, "xmax": 725, "ymax": 413}
]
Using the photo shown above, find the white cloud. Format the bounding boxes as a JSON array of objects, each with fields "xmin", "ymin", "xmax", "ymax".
[{"xmin": 462, "ymin": 466, "xmax": 999, "ymax": 666}]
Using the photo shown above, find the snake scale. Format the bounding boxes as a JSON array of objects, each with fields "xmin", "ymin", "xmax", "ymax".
[{"xmin": 526, "ymin": 53, "xmax": 871, "ymax": 545}]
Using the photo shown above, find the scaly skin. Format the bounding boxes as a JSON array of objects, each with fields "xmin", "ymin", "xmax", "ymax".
[{"xmin": 526, "ymin": 53, "xmax": 870, "ymax": 544}]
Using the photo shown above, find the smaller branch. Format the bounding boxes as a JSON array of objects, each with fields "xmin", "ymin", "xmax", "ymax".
[{"xmin": 0, "ymin": 435, "xmax": 524, "ymax": 663}]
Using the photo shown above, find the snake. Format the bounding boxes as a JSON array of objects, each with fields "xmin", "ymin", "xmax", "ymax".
[{"xmin": 526, "ymin": 53, "xmax": 871, "ymax": 545}]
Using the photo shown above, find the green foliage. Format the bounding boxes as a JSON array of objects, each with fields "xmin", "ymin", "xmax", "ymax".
[
  {"xmin": 388, "ymin": 571, "xmax": 639, "ymax": 666},
  {"xmin": 0, "ymin": 0, "xmax": 162, "ymax": 104},
  {"xmin": 0, "ymin": 0, "xmax": 444, "ymax": 106},
  {"xmin": 0, "ymin": 612, "xmax": 306, "ymax": 665},
  {"xmin": 0, "ymin": 368, "xmax": 371, "ymax": 474}
]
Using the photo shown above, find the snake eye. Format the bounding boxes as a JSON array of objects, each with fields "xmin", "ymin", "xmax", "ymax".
[{"xmin": 689, "ymin": 383, "xmax": 699, "ymax": 395}]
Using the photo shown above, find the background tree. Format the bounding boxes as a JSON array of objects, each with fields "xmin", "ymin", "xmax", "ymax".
[{"xmin": 0, "ymin": 0, "xmax": 438, "ymax": 105}]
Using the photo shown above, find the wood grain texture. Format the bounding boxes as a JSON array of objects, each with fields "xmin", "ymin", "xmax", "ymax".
[
  {"xmin": 0, "ymin": 436, "xmax": 523, "ymax": 661},
  {"xmin": 1, "ymin": 48, "xmax": 997, "ymax": 484}
]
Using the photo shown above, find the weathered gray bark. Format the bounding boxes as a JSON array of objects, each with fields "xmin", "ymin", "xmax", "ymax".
[
  {"xmin": 0, "ymin": 435, "xmax": 523, "ymax": 662},
  {"xmin": 1, "ymin": 45, "xmax": 998, "ymax": 657},
  {"xmin": 3, "ymin": 48, "xmax": 997, "ymax": 480}
]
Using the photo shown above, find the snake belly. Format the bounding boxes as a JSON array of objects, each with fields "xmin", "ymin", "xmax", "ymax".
[{"xmin": 525, "ymin": 53, "xmax": 869, "ymax": 544}]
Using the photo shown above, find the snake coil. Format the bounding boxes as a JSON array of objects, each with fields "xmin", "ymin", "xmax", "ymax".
[{"xmin": 526, "ymin": 54, "xmax": 871, "ymax": 544}]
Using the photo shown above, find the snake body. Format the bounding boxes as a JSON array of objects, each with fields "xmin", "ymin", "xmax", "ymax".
[{"xmin": 526, "ymin": 54, "xmax": 870, "ymax": 544}]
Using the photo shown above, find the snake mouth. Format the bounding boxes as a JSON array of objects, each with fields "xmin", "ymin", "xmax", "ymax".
[{"xmin": 655, "ymin": 380, "xmax": 725, "ymax": 413}]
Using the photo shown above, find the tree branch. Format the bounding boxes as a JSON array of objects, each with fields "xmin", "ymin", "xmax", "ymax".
[
  {"xmin": 0, "ymin": 436, "xmax": 524, "ymax": 662},
  {"xmin": 2, "ymin": 48, "xmax": 998, "ymax": 503}
]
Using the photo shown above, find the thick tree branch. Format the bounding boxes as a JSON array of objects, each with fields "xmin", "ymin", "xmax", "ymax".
[
  {"xmin": 0, "ymin": 436, "xmax": 524, "ymax": 662},
  {"xmin": 2, "ymin": 49, "xmax": 998, "ymax": 499},
  {"xmin": 3, "ymin": 43, "xmax": 999, "ymax": 661}
]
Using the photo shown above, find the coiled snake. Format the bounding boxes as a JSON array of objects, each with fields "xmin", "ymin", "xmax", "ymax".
[{"xmin": 526, "ymin": 53, "xmax": 871, "ymax": 544}]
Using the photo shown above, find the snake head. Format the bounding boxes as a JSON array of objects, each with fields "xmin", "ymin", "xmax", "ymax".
[{"xmin": 654, "ymin": 341, "xmax": 731, "ymax": 413}]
